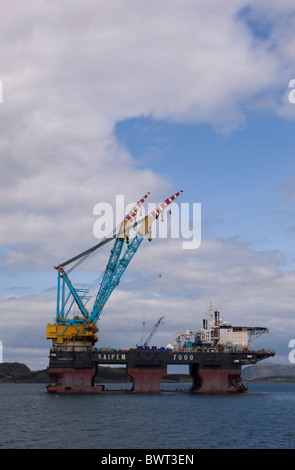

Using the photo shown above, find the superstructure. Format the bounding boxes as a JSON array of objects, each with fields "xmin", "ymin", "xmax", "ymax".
[{"xmin": 46, "ymin": 191, "xmax": 274, "ymax": 394}]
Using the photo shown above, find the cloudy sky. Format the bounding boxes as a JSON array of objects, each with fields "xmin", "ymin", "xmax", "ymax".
[{"xmin": 1, "ymin": 0, "xmax": 295, "ymax": 370}]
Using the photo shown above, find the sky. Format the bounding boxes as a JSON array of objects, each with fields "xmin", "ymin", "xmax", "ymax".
[{"xmin": 1, "ymin": 0, "xmax": 295, "ymax": 370}]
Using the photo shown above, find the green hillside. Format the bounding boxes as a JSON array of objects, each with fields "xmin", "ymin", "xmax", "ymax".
[
  {"xmin": 242, "ymin": 363, "xmax": 295, "ymax": 381},
  {"xmin": 0, "ymin": 363, "xmax": 130, "ymax": 383},
  {"xmin": 0, "ymin": 363, "xmax": 48, "ymax": 383}
]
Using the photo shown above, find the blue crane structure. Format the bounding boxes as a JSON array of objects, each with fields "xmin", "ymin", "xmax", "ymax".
[{"xmin": 46, "ymin": 191, "xmax": 183, "ymax": 345}]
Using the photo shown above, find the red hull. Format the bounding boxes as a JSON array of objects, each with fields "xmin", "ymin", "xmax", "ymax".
[
  {"xmin": 47, "ymin": 366, "xmax": 169, "ymax": 394},
  {"xmin": 47, "ymin": 365, "xmax": 246, "ymax": 394},
  {"xmin": 191, "ymin": 368, "xmax": 246, "ymax": 393},
  {"xmin": 47, "ymin": 367, "xmax": 103, "ymax": 394},
  {"xmin": 127, "ymin": 367, "xmax": 167, "ymax": 393}
]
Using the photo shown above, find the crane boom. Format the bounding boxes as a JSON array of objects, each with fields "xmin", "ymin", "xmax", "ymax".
[
  {"xmin": 137, "ymin": 316, "xmax": 165, "ymax": 348},
  {"xmin": 91, "ymin": 193, "xmax": 150, "ymax": 322},
  {"xmin": 47, "ymin": 190, "xmax": 182, "ymax": 345},
  {"xmin": 90, "ymin": 190, "xmax": 183, "ymax": 323},
  {"xmin": 57, "ymin": 193, "xmax": 150, "ymax": 269}
]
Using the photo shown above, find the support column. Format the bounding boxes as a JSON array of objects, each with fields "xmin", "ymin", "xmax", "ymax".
[
  {"xmin": 190, "ymin": 367, "xmax": 245, "ymax": 393},
  {"xmin": 47, "ymin": 366, "xmax": 104, "ymax": 393},
  {"xmin": 127, "ymin": 367, "xmax": 167, "ymax": 393}
]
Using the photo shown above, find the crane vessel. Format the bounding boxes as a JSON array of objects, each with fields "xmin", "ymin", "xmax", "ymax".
[{"xmin": 46, "ymin": 191, "xmax": 275, "ymax": 394}]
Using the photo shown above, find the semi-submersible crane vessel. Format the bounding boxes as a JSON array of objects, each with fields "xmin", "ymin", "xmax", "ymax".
[{"xmin": 46, "ymin": 191, "xmax": 275, "ymax": 394}]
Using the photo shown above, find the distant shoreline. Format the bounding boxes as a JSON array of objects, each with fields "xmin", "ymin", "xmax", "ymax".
[{"xmin": 1, "ymin": 362, "xmax": 295, "ymax": 384}]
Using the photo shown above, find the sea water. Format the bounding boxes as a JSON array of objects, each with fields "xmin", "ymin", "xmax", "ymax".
[{"xmin": 0, "ymin": 382, "xmax": 294, "ymax": 449}]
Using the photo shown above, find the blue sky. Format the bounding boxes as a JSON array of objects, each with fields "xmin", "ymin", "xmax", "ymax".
[
  {"xmin": 1, "ymin": 1, "xmax": 295, "ymax": 369},
  {"xmin": 115, "ymin": 114, "xmax": 295, "ymax": 257}
]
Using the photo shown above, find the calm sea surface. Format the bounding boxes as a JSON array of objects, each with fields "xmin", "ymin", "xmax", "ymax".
[{"xmin": 0, "ymin": 382, "xmax": 294, "ymax": 449}]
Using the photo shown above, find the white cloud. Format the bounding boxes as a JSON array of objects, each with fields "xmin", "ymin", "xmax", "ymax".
[
  {"xmin": 1, "ymin": 236, "xmax": 293, "ymax": 369},
  {"xmin": 1, "ymin": 1, "xmax": 295, "ymax": 368},
  {"xmin": 1, "ymin": 1, "xmax": 293, "ymax": 257}
]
